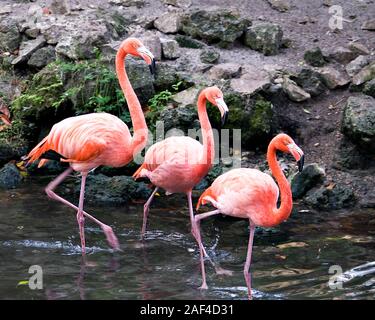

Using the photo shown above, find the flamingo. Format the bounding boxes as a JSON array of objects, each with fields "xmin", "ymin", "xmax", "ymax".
[
  {"xmin": 194, "ymin": 133, "xmax": 304, "ymax": 299},
  {"xmin": 133, "ymin": 86, "xmax": 229, "ymax": 246},
  {"xmin": 0, "ymin": 101, "xmax": 11, "ymax": 130},
  {"xmin": 25, "ymin": 38, "xmax": 155, "ymax": 255}
]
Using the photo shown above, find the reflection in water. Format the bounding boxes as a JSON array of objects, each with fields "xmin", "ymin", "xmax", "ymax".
[{"xmin": 0, "ymin": 179, "xmax": 375, "ymax": 299}]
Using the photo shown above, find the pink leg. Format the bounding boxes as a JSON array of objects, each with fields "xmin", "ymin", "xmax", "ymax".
[
  {"xmin": 244, "ymin": 222, "xmax": 256, "ymax": 300},
  {"xmin": 141, "ymin": 187, "xmax": 158, "ymax": 238},
  {"xmin": 45, "ymin": 168, "xmax": 120, "ymax": 252},
  {"xmin": 194, "ymin": 210, "xmax": 221, "ymax": 290},
  {"xmin": 77, "ymin": 173, "xmax": 87, "ymax": 254}
]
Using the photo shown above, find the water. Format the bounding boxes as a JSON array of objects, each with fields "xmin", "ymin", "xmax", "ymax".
[{"xmin": 1, "ymin": 178, "xmax": 375, "ymax": 300}]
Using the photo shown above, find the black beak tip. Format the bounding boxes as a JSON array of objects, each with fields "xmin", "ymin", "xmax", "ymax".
[
  {"xmin": 149, "ymin": 59, "xmax": 156, "ymax": 75},
  {"xmin": 297, "ymin": 154, "xmax": 305, "ymax": 173},
  {"xmin": 221, "ymin": 111, "xmax": 228, "ymax": 126}
]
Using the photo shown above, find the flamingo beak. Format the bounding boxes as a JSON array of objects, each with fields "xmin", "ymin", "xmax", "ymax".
[
  {"xmin": 137, "ymin": 46, "xmax": 156, "ymax": 75},
  {"xmin": 215, "ymin": 97, "xmax": 229, "ymax": 126},
  {"xmin": 287, "ymin": 143, "xmax": 304, "ymax": 172},
  {"xmin": 0, "ymin": 114, "xmax": 11, "ymax": 126}
]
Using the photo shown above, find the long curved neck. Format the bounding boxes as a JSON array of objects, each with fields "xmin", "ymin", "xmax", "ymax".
[
  {"xmin": 267, "ymin": 143, "xmax": 293, "ymax": 225},
  {"xmin": 115, "ymin": 48, "xmax": 148, "ymax": 154},
  {"xmin": 196, "ymin": 92, "xmax": 214, "ymax": 176}
]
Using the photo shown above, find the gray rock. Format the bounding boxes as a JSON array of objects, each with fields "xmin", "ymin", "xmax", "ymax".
[
  {"xmin": 291, "ymin": 163, "xmax": 325, "ymax": 199},
  {"xmin": 0, "ymin": 18, "xmax": 21, "ymax": 52},
  {"xmin": 153, "ymin": 63, "xmax": 193, "ymax": 91},
  {"xmin": 11, "ymin": 36, "xmax": 46, "ymax": 65},
  {"xmin": 200, "ymin": 49, "xmax": 220, "ymax": 64},
  {"xmin": 175, "ymin": 35, "xmax": 204, "ymax": 49},
  {"xmin": 160, "ymin": 105, "xmax": 199, "ymax": 132},
  {"xmin": 181, "ymin": 10, "xmax": 250, "ymax": 47},
  {"xmin": 230, "ymin": 65, "xmax": 270, "ymax": 94},
  {"xmin": 0, "ymin": 6, "xmax": 12, "ymax": 14},
  {"xmin": 303, "ymin": 47, "xmax": 327, "ymax": 67},
  {"xmin": 48, "ymin": 0, "xmax": 70, "ymax": 14},
  {"xmin": 282, "ymin": 77, "xmax": 311, "ymax": 102},
  {"xmin": 0, "ymin": 163, "xmax": 22, "ymax": 189},
  {"xmin": 363, "ymin": 78, "xmax": 375, "ymax": 98},
  {"xmin": 25, "ymin": 27, "xmax": 40, "ymax": 39},
  {"xmin": 208, "ymin": 63, "xmax": 241, "ymax": 80},
  {"xmin": 293, "ymin": 68, "xmax": 327, "ymax": 96},
  {"xmin": 139, "ymin": 34, "xmax": 162, "ymax": 61},
  {"xmin": 361, "ymin": 19, "xmax": 375, "ymax": 31},
  {"xmin": 317, "ymin": 66, "xmax": 350, "ymax": 89},
  {"xmin": 171, "ymin": 86, "xmax": 200, "ymax": 107},
  {"xmin": 27, "ymin": 46, "xmax": 56, "ymax": 68},
  {"xmin": 342, "ymin": 95, "xmax": 375, "ymax": 149},
  {"xmin": 109, "ymin": 0, "xmax": 145, "ymax": 7},
  {"xmin": 348, "ymin": 41, "xmax": 370, "ymax": 56},
  {"xmin": 352, "ymin": 61, "xmax": 375, "ymax": 86},
  {"xmin": 72, "ymin": 174, "xmax": 151, "ymax": 204},
  {"xmin": 0, "ymin": 142, "xmax": 27, "ymax": 166},
  {"xmin": 162, "ymin": 0, "xmax": 192, "ymax": 8},
  {"xmin": 55, "ymin": 25, "xmax": 110, "ymax": 60},
  {"xmin": 244, "ymin": 23, "xmax": 283, "ymax": 56},
  {"xmin": 161, "ymin": 38, "xmax": 180, "ymax": 59},
  {"xmin": 305, "ymin": 185, "xmax": 356, "ymax": 210},
  {"xmin": 328, "ymin": 46, "xmax": 358, "ymax": 64},
  {"xmin": 266, "ymin": 0, "xmax": 290, "ymax": 12},
  {"xmin": 154, "ymin": 12, "xmax": 181, "ymax": 34},
  {"xmin": 345, "ymin": 55, "xmax": 372, "ymax": 77}
]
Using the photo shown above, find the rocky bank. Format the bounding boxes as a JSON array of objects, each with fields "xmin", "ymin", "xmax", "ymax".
[{"xmin": 0, "ymin": 0, "xmax": 374, "ymax": 210}]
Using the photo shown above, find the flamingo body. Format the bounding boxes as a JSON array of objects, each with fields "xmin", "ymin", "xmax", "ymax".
[{"xmin": 198, "ymin": 168, "xmax": 280, "ymax": 227}]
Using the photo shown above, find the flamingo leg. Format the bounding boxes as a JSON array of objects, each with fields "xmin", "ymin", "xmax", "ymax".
[
  {"xmin": 141, "ymin": 187, "xmax": 159, "ymax": 238},
  {"xmin": 193, "ymin": 209, "xmax": 221, "ymax": 290},
  {"xmin": 45, "ymin": 168, "xmax": 120, "ymax": 252},
  {"xmin": 244, "ymin": 222, "xmax": 256, "ymax": 300},
  {"xmin": 77, "ymin": 173, "xmax": 87, "ymax": 254}
]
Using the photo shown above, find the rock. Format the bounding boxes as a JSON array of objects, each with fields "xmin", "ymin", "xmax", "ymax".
[
  {"xmin": 0, "ymin": 6, "xmax": 12, "ymax": 14},
  {"xmin": 244, "ymin": 23, "xmax": 283, "ymax": 56},
  {"xmin": 153, "ymin": 63, "xmax": 192, "ymax": 91},
  {"xmin": 348, "ymin": 41, "xmax": 370, "ymax": 56},
  {"xmin": 342, "ymin": 95, "xmax": 375, "ymax": 149},
  {"xmin": 361, "ymin": 19, "xmax": 375, "ymax": 31},
  {"xmin": 345, "ymin": 55, "xmax": 372, "ymax": 77},
  {"xmin": 11, "ymin": 36, "xmax": 46, "ymax": 65},
  {"xmin": 138, "ymin": 34, "xmax": 162, "ymax": 61},
  {"xmin": 328, "ymin": 46, "xmax": 358, "ymax": 64},
  {"xmin": 175, "ymin": 35, "xmax": 204, "ymax": 49},
  {"xmin": 0, "ymin": 141, "xmax": 27, "ymax": 166},
  {"xmin": 266, "ymin": 0, "xmax": 290, "ymax": 12},
  {"xmin": 230, "ymin": 65, "xmax": 270, "ymax": 94},
  {"xmin": 0, "ymin": 163, "xmax": 22, "ymax": 189},
  {"xmin": 291, "ymin": 163, "xmax": 325, "ymax": 199},
  {"xmin": 125, "ymin": 57, "xmax": 156, "ymax": 105},
  {"xmin": 207, "ymin": 63, "xmax": 241, "ymax": 80},
  {"xmin": 160, "ymin": 105, "xmax": 199, "ymax": 132},
  {"xmin": 180, "ymin": 10, "xmax": 250, "ymax": 47},
  {"xmin": 303, "ymin": 47, "xmax": 327, "ymax": 67},
  {"xmin": 282, "ymin": 77, "xmax": 311, "ymax": 102},
  {"xmin": 317, "ymin": 66, "xmax": 350, "ymax": 89},
  {"xmin": 0, "ymin": 18, "xmax": 21, "ymax": 52},
  {"xmin": 162, "ymin": 0, "xmax": 192, "ymax": 8},
  {"xmin": 154, "ymin": 12, "xmax": 181, "ymax": 34},
  {"xmin": 109, "ymin": 0, "xmax": 145, "ymax": 7},
  {"xmin": 293, "ymin": 68, "xmax": 327, "ymax": 96},
  {"xmin": 55, "ymin": 25, "xmax": 110, "ymax": 60},
  {"xmin": 200, "ymin": 49, "xmax": 220, "ymax": 64},
  {"xmin": 363, "ymin": 78, "xmax": 375, "ymax": 97},
  {"xmin": 161, "ymin": 38, "xmax": 180, "ymax": 59},
  {"xmin": 48, "ymin": 0, "xmax": 70, "ymax": 14},
  {"xmin": 25, "ymin": 27, "xmax": 40, "ymax": 39},
  {"xmin": 171, "ymin": 86, "xmax": 200, "ymax": 107},
  {"xmin": 352, "ymin": 61, "xmax": 375, "ymax": 86},
  {"xmin": 72, "ymin": 174, "xmax": 151, "ymax": 204},
  {"xmin": 27, "ymin": 46, "xmax": 56, "ymax": 68},
  {"xmin": 304, "ymin": 185, "xmax": 356, "ymax": 210}
]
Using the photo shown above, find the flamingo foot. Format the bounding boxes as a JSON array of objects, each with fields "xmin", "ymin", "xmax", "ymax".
[
  {"xmin": 199, "ymin": 283, "xmax": 208, "ymax": 290},
  {"xmin": 102, "ymin": 225, "xmax": 121, "ymax": 251},
  {"xmin": 215, "ymin": 266, "xmax": 233, "ymax": 276}
]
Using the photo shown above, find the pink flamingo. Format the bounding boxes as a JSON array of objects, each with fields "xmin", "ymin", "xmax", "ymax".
[
  {"xmin": 133, "ymin": 86, "xmax": 229, "ymax": 245},
  {"xmin": 195, "ymin": 133, "xmax": 304, "ymax": 299},
  {"xmin": 25, "ymin": 38, "xmax": 155, "ymax": 255}
]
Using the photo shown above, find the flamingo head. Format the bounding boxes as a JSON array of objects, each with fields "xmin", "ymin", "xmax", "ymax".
[
  {"xmin": 204, "ymin": 86, "xmax": 229, "ymax": 125},
  {"xmin": 273, "ymin": 133, "xmax": 304, "ymax": 172},
  {"xmin": 121, "ymin": 37, "xmax": 156, "ymax": 74},
  {"xmin": 0, "ymin": 102, "xmax": 11, "ymax": 126}
]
